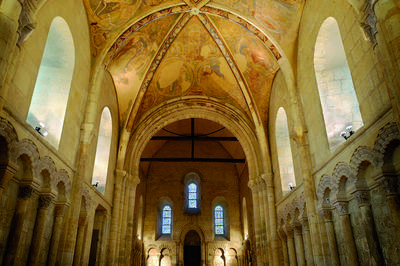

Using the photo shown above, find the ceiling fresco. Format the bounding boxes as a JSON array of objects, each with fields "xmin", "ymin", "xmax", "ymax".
[
  {"xmin": 83, "ymin": 0, "xmax": 304, "ymax": 128},
  {"xmin": 132, "ymin": 16, "xmax": 251, "ymax": 127}
]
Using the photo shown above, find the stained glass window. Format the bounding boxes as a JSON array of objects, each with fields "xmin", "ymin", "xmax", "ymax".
[
  {"xmin": 215, "ymin": 206, "xmax": 224, "ymax": 235},
  {"xmin": 188, "ymin": 183, "xmax": 197, "ymax": 209},
  {"xmin": 162, "ymin": 205, "xmax": 172, "ymax": 234}
]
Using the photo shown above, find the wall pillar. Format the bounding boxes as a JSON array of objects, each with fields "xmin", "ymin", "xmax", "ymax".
[
  {"xmin": 293, "ymin": 226, "xmax": 305, "ymax": 266},
  {"xmin": 284, "ymin": 225, "xmax": 296, "ymax": 266},
  {"xmin": 299, "ymin": 218, "xmax": 313, "ymax": 266},
  {"xmin": 353, "ymin": 190, "xmax": 384, "ymax": 264},
  {"xmin": 376, "ymin": 174, "xmax": 400, "ymax": 243},
  {"xmin": 257, "ymin": 178, "xmax": 269, "ymax": 264},
  {"xmin": 278, "ymin": 229, "xmax": 289, "ymax": 266},
  {"xmin": 28, "ymin": 194, "xmax": 55, "ymax": 265},
  {"xmin": 108, "ymin": 169, "xmax": 126, "ymax": 264},
  {"xmin": 47, "ymin": 203, "xmax": 68, "ymax": 266},
  {"xmin": 125, "ymin": 177, "xmax": 139, "ymax": 265},
  {"xmin": 249, "ymin": 179, "xmax": 263, "ymax": 266},
  {"xmin": 3, "ymin": 184, "xmax": 36, "ymax": 265},
  {"xmin": 81, "ymin": 206, "xmax": 96, "ymax": 265},
  {"xmin": 319, "ymin": 208, "xmax": 339, "ymax": 266},
  {"xmin": 0, "ymin": 161, "xmax": 18, "ymax": 201},
  {"xmin": 73, "ymin": 216, "xmax": 88, "ymax": 265},
  {"xmin": 334, "ymin": 201, "xmax": 358, "ymax": 266}
]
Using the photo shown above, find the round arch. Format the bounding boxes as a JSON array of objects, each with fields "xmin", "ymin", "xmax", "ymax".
[{"xmin": 125, "ymin": 97, "xmax": 263, "ymax": 181}]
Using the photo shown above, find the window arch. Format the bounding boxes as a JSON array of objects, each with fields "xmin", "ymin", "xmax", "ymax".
[
  {"xmin": 314, "ymin": 17, "xmax": 363, "ymax": 150},
  {"xmin": 162, "ymin": 205, "xmax": 172, "ymax": 234},
  {"xmin": 215, "ymin": 205, "xmax": 224, "ymax": 235},
  {"xmin": 184, "ymin": 172, "xmax": 201, "ymax": 214},
  {"xmin": 212, "ymin": 197, "xmax": 229, "ymax": 239},
  {"xmin": 92, "ymin": 107, "xmax": 112, "ymax": 194},
  {"xmin": 276, "ymin": 107, "xmax": 296, "ymax": 194},
  {"xmin": 27, "ymin": 17, "xmax": 75, "ymax": 149}
]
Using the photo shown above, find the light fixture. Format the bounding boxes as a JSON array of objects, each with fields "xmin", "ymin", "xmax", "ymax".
[
  {"xmin": 340, "ymin": 125, "xmax": 355, "ymax": 140},
  {"xmin": 35, "ymin": 122, "xmax": 48, "ymax": 137},
  {"xmin": 288, "ymin": 183, "xmax": 295, "ymax": 191},
  {"xmin": 92, "ymin": 181, "xmax": 99, "ymax": 187}
]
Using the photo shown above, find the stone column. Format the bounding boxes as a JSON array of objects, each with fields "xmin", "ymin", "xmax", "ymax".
[
  {"xmin": 118, "ymin": 178, "xmax": 129, "ymax": 264},
  {"xmin": 334, "ymin": 201, "xmax": 358, "ymax": 266},
  {"xmin": 265, "ymin": 173, "xmax": 280, "ymax": 266},
  {"xmin": 73, "ymin": 216, "xmax": 88, "ymax": 265},
  {"xmin": 257, "ymin": 178, "xmax": 269, "ymax": 263},
  {"xmin": 108, "ymin": 169, "xmax": 126, "ymax": 265},
  {"xmin": 353, "ymin": 190, "xmax": 384, "ymax": 265},
  {"xmin": 249, "ymin": 179, "xmax": 263, "ymax": 266},
  {"xmin": 300, "ymin": 218, "xmax": 313, "ymax": 266},
  {"xmin": 81, "ymin": 206, "xmax": 96, "ymax": 265},
  {"xmin": 3, "ymin": 184, "xmax": 36, "ymax": 265},
  {"xmin": 284, "ymin": 225, "xmax": 297, "ymax": 266},
  {"xmin": 293, "ymin": 225, "xmax": 305, "ymax": 266},
  {"xmin": 376, "ymin": 175, "xmax": 400, "ymax": 243},
  {"xmin": 28, "ymin": 194, "xmax": 55, "ymax": 265},
  {"xmin": 319, "ymin": 208, "xmax": 339, "ymax": 266},
  {"xmin": 278, "ymin": 229, "xmax": 289, "ymax": 266},
  {"xmin": 47, "ymin": 203, "xmax": 68, "ymax": 266},
  {"xmin": 126, "ymin": 177, "xmax": 139, "ymax": 265}
]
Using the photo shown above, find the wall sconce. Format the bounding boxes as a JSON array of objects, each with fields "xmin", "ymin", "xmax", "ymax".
[
  {"xmin": 340, "ymin": 125, "xmax": 355, "ymax": 140},
  {"xmin": 288, "ymin": 183, "xmax": 295, "ymax": 191},
  {"xmin": 92, "ymin": 181, "xmax": 99, "ymax": 187},
  {"xmin": 35, "ymin": 122, "xmax": 48, "ymax": 137}
]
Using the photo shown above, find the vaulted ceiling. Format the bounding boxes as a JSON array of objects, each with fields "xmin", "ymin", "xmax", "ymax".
[{"xmin": 84, "ymin": 0, "xmax": 304, "ymax": 130}]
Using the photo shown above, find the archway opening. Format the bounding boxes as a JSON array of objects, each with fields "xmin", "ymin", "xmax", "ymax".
[{"xmin": 184, "ymin": 230, "xmax": 201, "ymax": 266}]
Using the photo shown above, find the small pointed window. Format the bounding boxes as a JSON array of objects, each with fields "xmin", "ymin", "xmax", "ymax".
[
  {"xmin": 215, "ymin": 205, "xmax": 224, "ymax": 235},
  {"xmin": 162, "ymin": 205, "xmax": 172, "ymax": 234},
  {"xmin": 188, "ymin": 183, "xmax": 197, "ymax": 209}
]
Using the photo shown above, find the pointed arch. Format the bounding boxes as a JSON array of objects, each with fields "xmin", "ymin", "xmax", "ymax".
[
  {"xmin": 27, "ymin": 17, "xmax": 75, "ymax": 149},
  {"xmin": 314, "ymin": 17, "xmax": 363, "ymax": 150}
]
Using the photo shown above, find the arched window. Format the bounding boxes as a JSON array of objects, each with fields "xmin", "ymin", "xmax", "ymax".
[
  {"xmin": 27, "ymin": 17, "xmax": 75, "ymax": 149},
  {"xmin": 314, "ymin": 17, "xmax": 363, "ymax": 150},
  {"xmin": 188, "ymin": 183, "xmax": 198, "ymax": 208},
  {"xmin": 162, "ymin": 205, "xmax": 172, "ymax": 234},
  {"xmin": 215, "ymin": 205, "xmax": 224, "ymax": 235},
  {"xmin": 276, "ymin": 107, "xmax": 296, "ymax": 194},
  {"xmin": 92, "ymin": 107, "xmax": 112, "ymax": 194},
  {"xmin": 184, "ymin": 172, "xmax": 201, "ymax": 214}
]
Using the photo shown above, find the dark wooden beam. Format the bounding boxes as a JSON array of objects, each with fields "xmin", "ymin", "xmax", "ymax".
[
  {"xmin": 140, "ymin": 158, "xmax": 246, "ymax": 163},
  {"xmin": 150, "ymin": 136, "xmax": 238, "ymax": 141}
]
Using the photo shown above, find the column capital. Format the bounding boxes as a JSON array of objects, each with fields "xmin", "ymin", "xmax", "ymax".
[
  {"xmin": 54, "ymin": 203, "xmax": 68, "ymax": 216},
  {"xmin": 333, "ymin": 201, "xmax": 349, "ymax": 216},
  {"xmin": 319, "ymin": 208, "xmax": 333, "ymax": 222},
  {"xmin": 18, "ymin": 184, "xmax": 36, "ymax": 199},
  {"xmin": 353, "ymin": 190, "xmax": 370, "ymax": 206},
  {"xmin": 39, "ymin": 194, "xmax": 55, "ymax": 209},
  {"xmin": 376, "ymin": 175, "xmax": 397, "ymax": 196}
]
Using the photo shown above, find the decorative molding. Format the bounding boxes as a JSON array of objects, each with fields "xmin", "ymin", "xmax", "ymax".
[
  {"xmin": 17, "ymin": 0, "xmax": 37, "ymax": 46},
  {"xmin": 316, "ymin": 174, "xmax": 338, "ymax": 204},
  {"xmin": 360, "ymin": 0, "xmax": 378, "ymax": 47},
  {"xmin": 0, "ymin": 117, "xmax": 18, "ymax": 149},
  {"xmin": 53, "ymin": 169, "xmax": 72, "ymax": 199},
  {"xmin": 373, "ymin": 122, "xmax": 400, "ymax": 166},
  {"xmin": 10, "ymin": 138, "xmax": 40, "ymax": 166},
  {"xmin": 34, "ymin": 156, "xmax": 57, "ymax": 182},
  {"xmin": 332, "ymin": 161, "xmax": 357, "ymax": 187},
  {"xmin": 350, "ymin": 146, "xmax": 381, "ymax": 175}
]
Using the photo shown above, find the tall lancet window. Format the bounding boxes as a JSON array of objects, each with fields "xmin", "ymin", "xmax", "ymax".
[
  {"xmin": 215, "ymin": 205, "xmax": 224, "ymax": 235},
  {"xmin": 276, "ymin": 107, "xmax": 296, "ymax": 195},
  {"xmin": 188, "ymin": 183, "xmax": 198, "ymax": 209},
  {"xmin": 27, "ymin": 17, "xmax": 75, "ymax": 148},
  {"xmin": 314, "ymin": 17, "xmax": 363, "ymax": 150},
  {"xmin": 162, "ymin": 205, "xmax": 172, "ymax": 234},
  {"xmin": 92, "ymin": 107, "xmax": 112, "ymax": 194}
]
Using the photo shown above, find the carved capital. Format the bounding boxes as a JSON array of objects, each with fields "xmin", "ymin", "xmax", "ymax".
[
  {"xmin": 55, "ymin": 204, "xmax": 67, "ymax": 217},
  {"xmin": 334, "ymin": 202, "xmax": 349, "ymax": 216},
  {"xmin": 377, "ymin": 176, "xmax": 397, "ymax": 196},
  {"xmin": 248, "ymin": 179, "xmax": 258, "ymax": 191},
  {"xmin": 18, "ymin": 185, "xmax": 35, "ymax": 199},
  {"xmin": 353, "ymin": 190, "xmax": 370, "ymax": 206},
  {"xmin": 319, "ymin": 208, "xmax": 333, "ymax": 222},
  {"xmin": 300, "ymin": 218, "xmax": 310, "ymax": 231},
  {"xmin": 360, "ymin": 0, "xmax": 378, "ymax": 46},
  {"xmin": 39, "ymin": 195, "xmax": 54, "ymax": 209}
]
